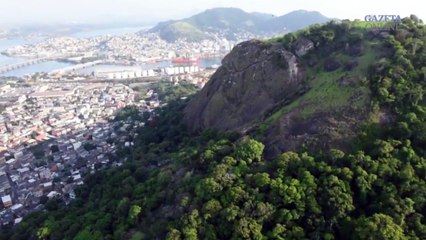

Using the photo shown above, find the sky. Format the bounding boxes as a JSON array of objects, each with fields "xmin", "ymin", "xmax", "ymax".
[{"xmin": 0, "ymin": 0, "xmax": 424, "ymax": 27}]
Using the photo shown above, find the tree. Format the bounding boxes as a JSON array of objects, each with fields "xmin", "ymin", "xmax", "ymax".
[
  {"xmin": 130, "ymin": 231, "xmax": 145, "ymax": 240},
  {"xmin": 182, "ymin": 227, "xmax": 197, "ymax": 240},
  {"xmin": 254, "ymin": 202, "xmax": 275, "ymax": 222},
  {"xmin": 234, "ymin": 139, "xmax": 265, "ymax": 163},
  {"xmin": 202, "ymin": 199, "xmax": 222, "ymax": 220},
  {"xmin": 212, "ymin": 163, "xmax": 234, "ymax": 187},
  {"xmin": 37, "ymin": 227, "xmax": 50, "ymax": 240},
  {"xmin": 45, "ymin": 199, "xmax": 60, "ymax": 211},
  {"xmin": 166, "ymin": 229, "xmax": 182, "ymax": 240},
  {"xmin": 39, "ymin": 195, "xmax": 49, "ymax": 205},
  {"xmin": 116, "ymin": 198, "xmax": 131, "ymax": 217},
  {"xmin": 50, "ymin": 145, "xmax": 59, "ymax": 153},
  {"xmin": 83, "ymin": 142, "xmax": 97, "ymax": 151},
  {"xmin": 275, "ymin": 152, "xmax": 300, "ymax": 169},
  {"xmin": 321, "ymin": 30, "xmax": 335, "ymax": 43},
  {"xmin": 353, "ymin": 214, "xmax": 407, "ymax": 240},
  {"xmin": 253, "ymin": 173, "xmax": 271, "ymax": 188},
  {"xmin": 195, "ymin": 178, "xmax": 223, "ymax": 200},
  {"xmin": 128, "ymin": 205, "xmax": 142, "ymax": 225},
  {"xmin": 73, "ymin": 228, "xmax": 100, "ymax": 240},
  {"xmin": 281, "ymin": 32, "xmax": 297, "ymax": 49},
  {"xmin": 270, "ymin": 223, "xmax": 286, "ymax": 240},
  {"xmin": 234, "ymin": 217, "xmax": 263, "ymax": 239},
  {"xmin": 329, "ymin": 149, "xmax": 345, "ymax": 163},
  {"xmin": 319, "ymin": 175, "xmax": 354, "ymax": 224}
]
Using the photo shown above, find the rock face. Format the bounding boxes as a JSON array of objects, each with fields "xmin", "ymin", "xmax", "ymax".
[
  {"xmin": 184, "ymin": 40, "xmax": 305, "ymax": 132},
  {"xmin": 184, "ymin": 38, "xmax": 371, "ymax": 159},
  {"xmin": 262, "ymin": 110, "xmax": 363, "ymax": 158},
  {"xmin": 292, "ymin": 37, "xmax": 314, "ymax": 57}
]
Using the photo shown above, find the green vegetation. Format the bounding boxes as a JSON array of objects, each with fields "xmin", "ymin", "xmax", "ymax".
[
  {"xmin": 260, "ymin": 21, "xmax": 381, "ymax": 133},
  {"xmin": 151, "ymin": 81, "xmax": 198, "ymax": 102},
  {"xmin": 114, "ymin": 106, "xmax": 141, "ymax": 121},
  {"xmin": 2, "ymin": 16, "xmax": 426, "ymax": 240},
  {"xmin": 83, "ymin": 143, "xmax": 97, "ymax": 152},
  {"xmin": 28, "ymin": 141, "xmax": 54, "ymax": 159},
  {"xmin": 157, "ymin": 22, "xmax": 210, "ymax": 42}
]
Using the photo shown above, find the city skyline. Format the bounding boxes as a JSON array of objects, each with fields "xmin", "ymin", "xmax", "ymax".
[{"xmin": 0, "ymin": 0, "xmax": 424, "ymax": 27}]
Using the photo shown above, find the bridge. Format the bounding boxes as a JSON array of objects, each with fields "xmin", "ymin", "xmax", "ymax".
[
  {"xmin": 49, "ymin": 60, "xmax": 104, "ymax": 75},
  {"xmin": 38, "ymin": 76, "xmax": 161, "ymax": 84},
  {"xmin": 0, "ymin": 57, "xmax": 51, "ymax": 74},
  {"xmin": 0, "ymin": 54, "xmax": 77, "ymax": 75}
]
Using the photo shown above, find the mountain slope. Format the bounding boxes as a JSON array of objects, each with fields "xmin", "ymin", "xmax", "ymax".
[
  {"xmin": 184, "ymin": 39, "xmax": 305, "ymax": 131},
  {"xmin": 155, "ymin": 21, "xmax": 210, "ymax": 42},
  {"xmin": 147, "ymin": 8, "xmax": 331, "ymax": 41},
  {"xmin": 148, "ymin": 8, "xmax": 261, "ymax": 42},
  {"xmin": 261, "ymin": 10, "xmax": 330, "ymax": 32},
  {"xmin": 250, "ymin": 12, "xmax": 276, "ymax": 22},
  {"xmin": 184, "ymin": 20, "xmax": 400, "ymax": 158},
  {"xmin": 185, "ymin": 8, "xmax": 262, "ymax": 32}
]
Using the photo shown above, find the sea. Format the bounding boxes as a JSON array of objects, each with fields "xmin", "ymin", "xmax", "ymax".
[{"xmin": 0, "ymin": 26, "xmax": 221, "ymax": 78}]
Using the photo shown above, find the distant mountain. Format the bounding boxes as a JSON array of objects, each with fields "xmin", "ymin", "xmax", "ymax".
[
  {"xmin": 250, "ymin": 12, "xmax": 276, "ymax": 22},
  {"xmin": 261, "ymin": 10, "xmax": 330, "ymax": 33},
  {"xmin": 154, "ymin": 21, "xmax": 210, "ymax": 42},
  {"xmin": 185, "ymin": 8, "xmax": 261, "ymax": 32},
  {"xmin": 146, "ymin": 8, "xmax": 331, "ymax": 42}
]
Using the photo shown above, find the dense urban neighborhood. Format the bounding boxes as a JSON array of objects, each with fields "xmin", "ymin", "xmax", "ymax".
[
  {"xmin": 2, "ymin": 33, "xmax": 237, "ymax": 62},
  {"xmin": 0, "ymin": 28, "xmax": 225, "ymax": 226},
  {"xmin": 0, "ymin": 82, "xmax": 166, "ymax": 226}
]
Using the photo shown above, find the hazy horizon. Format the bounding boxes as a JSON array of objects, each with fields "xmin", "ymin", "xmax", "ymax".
[{"xmin": 0, "ymin": 0, "xmax": 424, "ymax": 28}]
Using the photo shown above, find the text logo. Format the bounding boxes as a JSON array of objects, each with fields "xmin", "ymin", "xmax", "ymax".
[{"xmin": 363, "ymin": 14, "xmax": 401, "ymax": 32}]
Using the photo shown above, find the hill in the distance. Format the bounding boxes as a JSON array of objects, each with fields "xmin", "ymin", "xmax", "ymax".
[
  {"xmin": 153, "ymin": 21, "xmax": 210, "ymax": 42},
  {"xmin": 146, "ymin": 8, "xmax": 330, "ymax": 41},
  {"xmin": 261, "ymin": 10, "xmax": 331, "ymax": 33}
]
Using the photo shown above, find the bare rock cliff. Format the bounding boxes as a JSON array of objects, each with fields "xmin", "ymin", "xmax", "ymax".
[{"xmin": 184, "ymin": 40, "xmax": 305, "ymax": 132}]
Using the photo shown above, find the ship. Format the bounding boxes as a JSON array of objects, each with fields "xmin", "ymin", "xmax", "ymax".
[{"xmin": 171, "ymin": 57, "xmax": 200, "ymax": 65}]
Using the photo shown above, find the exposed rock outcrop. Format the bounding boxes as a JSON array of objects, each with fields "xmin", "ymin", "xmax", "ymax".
[
  {"xmin": 184, "ymin": 40, "xmax": 305, "ymax": 132},
  {"xmin": 184, "ymin": 38, "xmax": 372, "ymax": 159},
  {"xmin": 262, "ymin": 110, "xmax": 364, "ymax": 158},
  {"xmin": 292, "ymin": 37, "xmax": 314, "ymax": 57}
]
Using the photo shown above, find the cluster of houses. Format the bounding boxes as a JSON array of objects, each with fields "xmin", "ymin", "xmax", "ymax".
[
  {"xmin": 0, "ymin": 82, "xmax": 161, "ymax": 226},
  {"xmin": 0, "ymin": 83, "xmax": 134, "ymax": 149},
  {"xmin": 3, "ymin": 33, "xmax": 235, "ymax": 64}
]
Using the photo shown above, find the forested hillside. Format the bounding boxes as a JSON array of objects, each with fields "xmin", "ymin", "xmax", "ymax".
[{"xmin": 2, "ymin": 16, "xmax": 426, "ymax": 240}]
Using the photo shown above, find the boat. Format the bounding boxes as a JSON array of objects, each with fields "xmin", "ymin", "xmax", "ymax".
[{"xmin": 171, "ymin": 57, "xmax": 199, "ymax": 65}]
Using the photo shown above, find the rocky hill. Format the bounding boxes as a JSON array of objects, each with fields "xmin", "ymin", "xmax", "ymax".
[
  {"xmin": 184, "ymin": 20, "xmax": 390, "ymax": 158},
  {"xmin": 147, "ymin": 8, "xmax": 330, "ymax": 41},
  {"xmin": 184, "ymin": 39, "xmax": 305, "ymax": 132}
]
